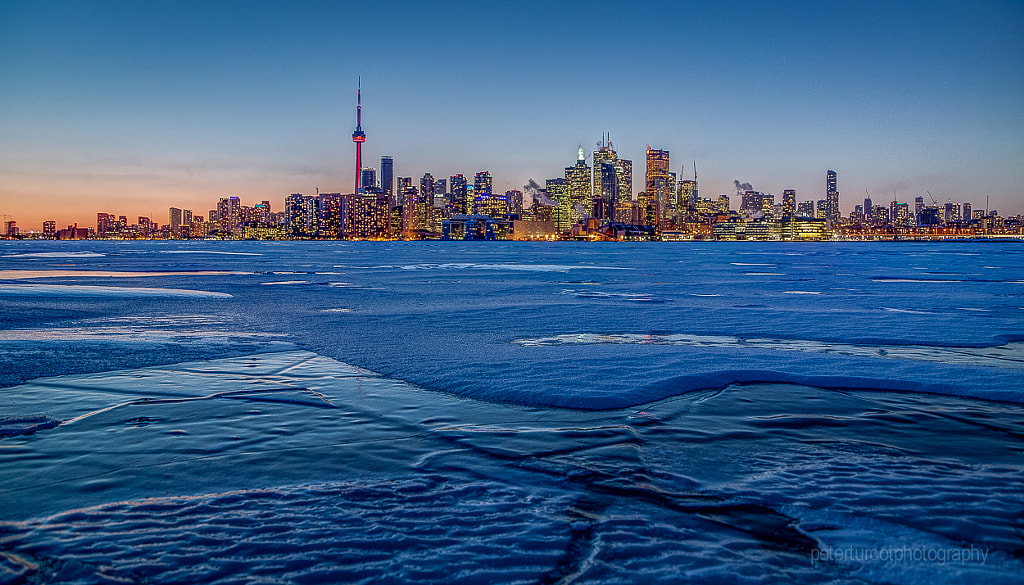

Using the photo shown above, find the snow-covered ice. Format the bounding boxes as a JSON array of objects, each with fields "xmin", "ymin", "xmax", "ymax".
[{"xmin": 0, "ymin": 239, "xmax": 1022, "ymax": 583}]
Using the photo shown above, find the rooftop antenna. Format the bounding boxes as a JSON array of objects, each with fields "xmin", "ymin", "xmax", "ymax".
[{"xmin": 693, "ymin": 160, "xmax": 697, "ymax": 184}]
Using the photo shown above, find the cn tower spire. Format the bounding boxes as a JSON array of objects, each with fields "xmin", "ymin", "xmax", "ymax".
[{"xmin": 352, "ymin": 77, "xmax": 366, "ymax": 193}]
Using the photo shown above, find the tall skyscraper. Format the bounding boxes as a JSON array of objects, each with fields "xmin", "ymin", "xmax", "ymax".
[
  {"xmin": 474, "ymin": 172, "xmax": 492, "ymax": 199},
  {"xmin": 419, "ymin": 173, "xmax": 435, "ymax": 201},
  {"xmin": 397, "ymin": 177, "xmax": 413, "ymax": 231},
  {"xmin": 506, "ymin": 190, "xmax": 523, "ymax": 217},
  {"xmin": 782, "ymin": 189, "xmax": 797, "ymax": 217},
  {"xmin": 943, "ymin": 201, "xmax": 960, "ymax": 223},
  {"xmin": 97, "ymin": 213, "xmax": 112, "ymax": 235},
  {"xmin": 645, "ymin": 148, "xmax": 671, "ymax": 224},
  {"xmin": 417, "ymin": 173, "xmax": 435, "ymax": 229},
  {"xmin": 285, "ymin": 193, "xmax": 307, "ymax": 236},
  {"xmin": 352, "ymin": 79, "xmax": 366, "ymax": 194},
  {"xmin": 546, "ymin": 178, "xmax": 570, "ymax": 231},
  {"xmin": 677, "ymin": 180, "xmax": 696, "ymax": 215},
  {"xmin": 380, "ymin": 156, "xmax": 394, "ymax": 203},
  {"xmin": 169, "ymin": 207, "xmax": 182, "ymax": 236},
  {"xmin": 360, "ymin": 168, "xmax": 377, "ymax": 193},
  {"xmin": 591, "ymin": 134, "xmax": 634, "ymax": 222},
  {"xmin": 615, "ymin": 159, "xmax": 633, "ymax": 222},
  {"xmin": 318, "ymin": 192, "xmax": 343, "ymax": 238},
  {"xmin": 450, "ymin": 174, "xmax": 467, "ymax": 213},
  {"xmin": 892, "ymin": 201, "xmax": 912, "ymax": 228},
  {"xmin": 825, "ymin": 170, "xmax": 839, "ymax": 224},
  {"xmin": 593, "ymin": 135, "xmax": 618, "ymax": 220},
  {"xmin": 303, "ymin": 195, "xmax": 319, "ymax": 234},
  {"xmin": 218, "ymin": 197, "xmax": 242, "ymax": 234},
  {"xmin": 473, "ymin": 172, "xmax": 493, "ymax": 215},
  {"xmin": 741, "ymin": 191, "xmax": 764, "ymax": 214},
  {"xmin": 565, "ymin": 147, "xmax": 592, "ymax": 223},
  {"xmin": 434, "ymin": 178, "xmax": 447, "ymax": 206},
  {"xmin": 688, "ymin": 162, "xmax": 700, "ymax": 210}
]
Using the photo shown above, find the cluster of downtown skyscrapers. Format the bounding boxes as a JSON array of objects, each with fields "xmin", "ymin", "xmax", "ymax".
[
  {"xmin": 21, "ymin": 143, "xmax": 1014, "ymax": 241},
  {"xmin": 10, "ymin": 145, "xmax": 1020, "ymax": 241},
  {"xmin": 6, "ymin": 85, "xmax": 1021, "ymax": 241}
]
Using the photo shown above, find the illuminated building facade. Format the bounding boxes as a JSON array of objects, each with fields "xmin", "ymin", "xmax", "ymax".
[
  {"xmin": 592, "ymin": 136, "xmax": 633, "ymax": 222},
  {"xmin": 825, "ymin": 169, "xmax": 839, "ymax": 224},
  {"xmin": 615, "ymin": 159, "xmax": 633, "ymax": 221},
  {"xmin": 415, "ymin": 173, "xmax": 435, "ymax": 231},
  {"xmin": 450, "ymin": 174, "xmax": 468, "ymax": 214},
  {"xmin": 473, "ymin": 172, "xmax": 492, "ymax": 201},
  {"xmin": 318, "ymin": 192, "xmax": 343, "ymax": 238},
  {"xmin": 505, "ymin": 190, "xmax": 523, "ymax": 217},
  {"xmin": 360, "ymin": 168, "xmax": 377, "ymax": 193},
  {"xmin": 97, "ymin": 213, "xmax": 113, "ymax": 236},
  {"xmin": 565, "ymin": 147, "xmax": 592, "ymax": 223},
  {"xmin": 218, "ymin": 197, "xmax": 242, "ymax": 234},
  {"xmin": 892, "ymin": 201, "xmax": 913, "ymax": 228},
  {"xmin": 344, "ymin": 192, "xmax": 391, "ymax": 238},
  {"xmin": 381, "ymin": 156, "xmax": 394, "ymax": 203},
  {"xmin": 593, "ymin": 136, "xmax": 618, "ymax": 220},
  {"xmin": 677, "ymin": 180, "xmax": 696, "ymax": 219},
  {"xmin": 169, "ymin": 207, "xmax": 182, "ymax": 236},
  {"xmin": 782, "ymin": 189, "xmax": 796, "ymax": 217},
  {"xmin": 546, "ymin": 178, "xmax": 570, "ymax": 231},
  {"xmin": 284, "ymin": 194, "xmax": 309, "ymax": 236},
  {"xmin": 476, "ymin": 191, "xmax": 508, "ymax": 219},
  {"xmin": 645, "ymin": 148, "xmax": 671, "ymax": 223}
]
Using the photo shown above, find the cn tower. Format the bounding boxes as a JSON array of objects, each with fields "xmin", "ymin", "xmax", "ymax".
[{"xmin": 352, "ymin": 78, "xmax": 366, "ymax": 193}]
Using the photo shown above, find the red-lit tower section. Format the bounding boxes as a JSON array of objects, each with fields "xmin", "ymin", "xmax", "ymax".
[{"xmin": 352, "ymin": 79, "xmax": 366, "ymax": 193}]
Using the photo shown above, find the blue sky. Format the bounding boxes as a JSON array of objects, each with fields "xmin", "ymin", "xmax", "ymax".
[{"xmin": 1, "ymin": 0, "xmax": 1022, "ymax": 228}]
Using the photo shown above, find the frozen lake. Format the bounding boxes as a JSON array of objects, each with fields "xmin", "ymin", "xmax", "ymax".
[{"xmin": 1, "ymin": 240, "xmax": 1022, "ymax": 583}]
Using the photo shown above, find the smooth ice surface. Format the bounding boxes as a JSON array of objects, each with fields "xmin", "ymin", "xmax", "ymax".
[
  {"xmin": 3, "ymin": 239, "xmax": 1021, "ymax": 408},
  {"xmin": 0, "ymin": 270, "xmax": 248, "ymax": 279},
  {"xmin": 1, "ymin": 240, "xmax": 1023, "ymax": 583},
  {"xmin": 0, "ymin": 283, "xmax": 233, "ymax": 297}
]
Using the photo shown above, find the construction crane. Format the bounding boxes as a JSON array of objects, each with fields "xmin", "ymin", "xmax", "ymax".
[{"xmin": 926, "ymin": 190, "xmax": 939, "ymax": 206}]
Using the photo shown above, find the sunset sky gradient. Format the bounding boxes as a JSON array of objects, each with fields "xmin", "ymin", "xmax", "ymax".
[{"xmin": 1, "ymin": 0, "xmax": 1022, "ymax": 229}]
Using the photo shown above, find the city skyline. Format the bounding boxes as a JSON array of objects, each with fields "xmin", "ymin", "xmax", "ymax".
[{"xmin": 2, "ymin": 1, "xmax": 1022, "ymax": 229}]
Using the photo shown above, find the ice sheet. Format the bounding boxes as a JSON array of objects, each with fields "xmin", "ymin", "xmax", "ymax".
[
  {"xmin": 0, "ymin": 351, "xmax": 1020, "ymax": 584},
  {"xmin": 0, "ymin": 283, "xmax": 232, "ymax": 297},
  {"xmin": 2, "ymin": 239, "xmax": 1023, "ymax": 583}
]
